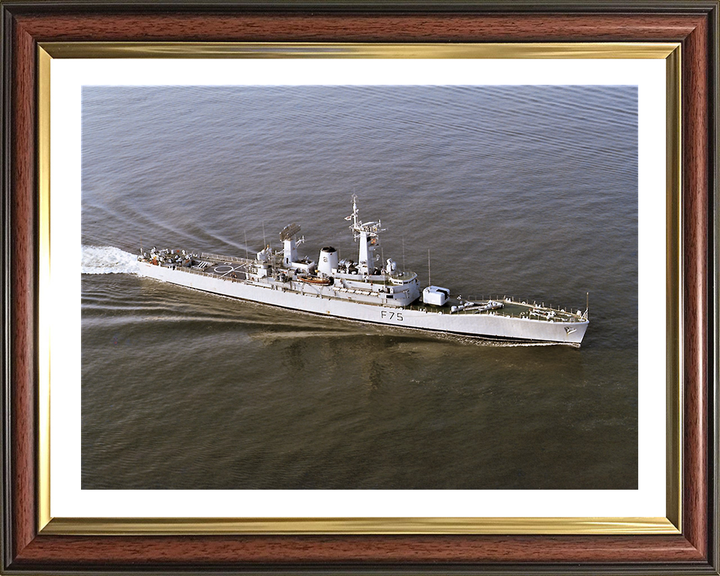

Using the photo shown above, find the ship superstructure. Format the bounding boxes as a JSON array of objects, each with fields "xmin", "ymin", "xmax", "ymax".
[{"xmin": 137, "ymin": 196, "xmax": 589, "ymax": 346}]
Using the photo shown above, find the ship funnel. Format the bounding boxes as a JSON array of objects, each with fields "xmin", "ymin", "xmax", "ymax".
[{"xmin": 318, "ymin": 246, "xmax": 338, "ymax": 276}]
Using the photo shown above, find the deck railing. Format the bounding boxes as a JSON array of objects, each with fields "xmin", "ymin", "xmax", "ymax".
[
  {"xmin": 199, "ymin": 252, "xmax": 251, "ymax": 265},
  {"xmin": 464, "ymin": 295, "xmax": 584, "ymax": 314}
]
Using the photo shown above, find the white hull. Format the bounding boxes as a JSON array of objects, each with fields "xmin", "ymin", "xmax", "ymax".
[{"xmin": 138, "ymin": 262, "xmax": 589, "ymax": 346}]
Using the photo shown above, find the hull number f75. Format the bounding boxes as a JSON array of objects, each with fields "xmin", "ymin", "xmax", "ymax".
[{"xmin": 381, "ymin": 310, "xmax": 404, "ymax": 321}]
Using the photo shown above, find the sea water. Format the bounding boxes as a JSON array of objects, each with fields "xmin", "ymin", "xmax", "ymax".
[{"xmin": 81, "ymin": 85, "xmax": 638, "ymax": 489}]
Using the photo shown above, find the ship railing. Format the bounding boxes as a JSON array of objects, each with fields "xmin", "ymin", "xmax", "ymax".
[
  {"xmin": 200, "ymin": 252, "xmax": 251, "ymax": 265},
  {"xmin": 464, "ymin": 295, "xmax": 584, "ymax": 315},
  {"xmin": 183, "ymin": 266, "xmax": 212, "ymax": 277},
  {"xmin": 181, "ymin": 266, "xmax": 249, "ymax": 282}
]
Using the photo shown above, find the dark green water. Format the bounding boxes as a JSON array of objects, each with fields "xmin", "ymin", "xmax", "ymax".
[{"xmin": 81, "ymin": 85, "xmax": 637, "ymax": 489}]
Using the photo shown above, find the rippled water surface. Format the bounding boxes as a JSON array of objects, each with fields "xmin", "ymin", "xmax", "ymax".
[{"xmin": 82, "ymin": 85, "xmax": 638, "ymax": 489}]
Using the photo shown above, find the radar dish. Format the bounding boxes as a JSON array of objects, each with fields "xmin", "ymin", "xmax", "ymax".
[{"xmin": 279, "ymin": 223, "xmax": 301, "ymax": 241}]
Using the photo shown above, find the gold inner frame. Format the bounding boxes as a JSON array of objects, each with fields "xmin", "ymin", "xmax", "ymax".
[{"xmin": 36, "ymin": 42, "xmax": 682, "ymax": 536}]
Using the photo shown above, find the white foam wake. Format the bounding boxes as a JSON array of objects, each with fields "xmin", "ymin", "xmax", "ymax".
[{"xmin": 82, "ymin": 246, "xmax": 140, "ymax": 275}]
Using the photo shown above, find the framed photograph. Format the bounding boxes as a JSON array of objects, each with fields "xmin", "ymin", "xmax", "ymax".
[{"xmin": 2, "ymin": 1, "xmax": 717, "ymax": 574}]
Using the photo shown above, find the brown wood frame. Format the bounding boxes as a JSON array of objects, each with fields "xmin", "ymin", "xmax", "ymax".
[{"xmin": 1, "ymin": 1, "xmax": 718, "ymax": 573}]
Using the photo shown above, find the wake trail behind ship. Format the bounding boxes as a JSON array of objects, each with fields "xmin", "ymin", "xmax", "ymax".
[{"xmin": 82, "ymin": 245, "xmax": 140, "ymax": 275}]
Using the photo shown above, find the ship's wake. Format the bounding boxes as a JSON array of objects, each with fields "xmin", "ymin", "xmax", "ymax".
[{"xmin": 82, "ymin": 245, "xmax": 140, "ymax": 275}]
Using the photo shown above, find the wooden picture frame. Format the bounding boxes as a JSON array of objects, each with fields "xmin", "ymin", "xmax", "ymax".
[{"xmin": 2, "ymin": 1, "xmax": 718, "ymax": 573}]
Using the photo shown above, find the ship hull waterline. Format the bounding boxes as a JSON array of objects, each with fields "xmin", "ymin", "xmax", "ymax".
[{"xmin": 138, "ymin": 262, "xmax": 588, "ymax": 347}]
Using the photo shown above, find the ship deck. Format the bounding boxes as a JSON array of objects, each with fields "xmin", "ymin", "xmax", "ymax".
[
  {"xmin": 407, "ymin": 298, "xmax": 585, "ymax": 323},
  {"xmin": 151, "ymin": 253, "xmax": 585, "ymax": 325}
]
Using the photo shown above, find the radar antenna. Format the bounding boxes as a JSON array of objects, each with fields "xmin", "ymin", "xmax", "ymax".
[
  {"xmin": 280, "ymin": 223, "xmax": 302, "ymax": 241},
  {"xmin": 346, "ymin": 194, "xmax": 386, "ymax": 242}
]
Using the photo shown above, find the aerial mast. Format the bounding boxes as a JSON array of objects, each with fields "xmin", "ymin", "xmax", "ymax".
[
  {"xmin": 585, "ymin": 292, "xmax": 589, "ymax": 319},
  {"xmin": 346, "ymin": 195, "xmax": 385, "ymax": 275},
  {"xmin": 428, "ymin": 248, "xmax": 431, "ymax": 287}
]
